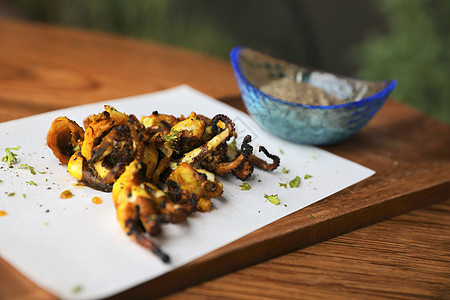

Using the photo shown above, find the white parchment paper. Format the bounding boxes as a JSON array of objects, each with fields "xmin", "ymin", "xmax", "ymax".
[{"xmin": 0, "ymin": 85, "xmax": 374, "ymax": 299}]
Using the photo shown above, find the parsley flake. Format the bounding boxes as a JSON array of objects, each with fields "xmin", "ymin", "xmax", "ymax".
[
  {"xmin": 228, "ymin": 140, "xmax": 238, "ymax": 151},
  {"xmin": 239, "ymin": 182, "xmax": 251, "ymax": 191},
  {"xmin": 282, "ymin": 167, "xmax": 289, "ymax": 174},
  {"xmin": 7, "ymin": 192, "xmax": 15, "ymax": 197},
  {"xmin": 289, "ymin": 176, "xmax": 300, "ymax": 188},
  {"xmin": 18, "ymin": 164, "xmax": 36, "ymax": 175},
  {"xmin": 162, "ymin": 129, "xmax": 179, "ymax": 149},
  {"xmin": 71, "ymin": 284, "xmax": 83, "ymax": 294},
  {"xmin": 279, "ymin": 149, "xmax": 284, "ymax": 154},
  {"xmin": 22, "ymin": 194, "xmax": 26, "ymax": 199},
  {"xmin": 310, "ymin": 214, "xmax": 316, "ymax": 219},
  {"xmin": 304, "ymin": 174, "xmax": 312, "ymax": 179},
  {"xmin": 264, "ymin": 194, "xmax": 280, "ymax": 205},
  {"xmin": 2, "ymin": 146, "xmax": 20, "ymax": 166},
  {"xmin": 26, "ymin": 181, "xmax": 37, "ymax": 186},
  {"xmin": 279, "ymin": 182, "xmax": 287, "ymax": 188}
]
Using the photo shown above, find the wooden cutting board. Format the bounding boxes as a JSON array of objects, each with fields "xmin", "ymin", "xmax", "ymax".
[{"xmin": 0, "ymin": 20, "xmax": 449, "ymax": 299}]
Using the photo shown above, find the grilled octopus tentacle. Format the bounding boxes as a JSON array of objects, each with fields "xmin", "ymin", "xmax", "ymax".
[
  {"xmin": 113, "ymin": 161, "xmax": 188, "ymax": 263},
  {"xmin": 180, "ymin": 114, "xmax": 235, "ymax": 167},
  {"xmin": 213, "ymin": 135, "xmax": 253, "ymax": 175},
  {"xmin": 249, "ymin": 146, "xmax": 280, "ymax": 171},
  {"xmin": 125, "ymin": 206, "xmax": 170, "ymax": 263}
]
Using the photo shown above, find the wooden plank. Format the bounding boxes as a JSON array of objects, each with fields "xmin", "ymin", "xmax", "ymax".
[
  {"xmin": 164, "ymin": 198, "xmax": 450, "ymax": 300},
  {"xmin": 0, "ymin": 19, "xmax": 449, "ymax": 299},
  {"xmin": 0, "ymin": 19, "xmax": 239, "ymax": 118}
]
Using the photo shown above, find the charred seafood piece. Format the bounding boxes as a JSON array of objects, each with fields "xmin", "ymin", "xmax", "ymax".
[
  {"xmin": 47, "ymin": 106, "xmax": 280, "ymax": 263},
  {"xmin": 47, "ymin": 117, "xmax": 84, "ymax": 165},
  {"xmin": 66, "ymin": 105, "xmax": 153, "ymax": 192},
  {"xmin": 112, "ymin": 161, "xmax": 186, "ymax": 262},
  {"xmin": 167, "ymin": 162, "xmax": 223, "ymax": 212}
]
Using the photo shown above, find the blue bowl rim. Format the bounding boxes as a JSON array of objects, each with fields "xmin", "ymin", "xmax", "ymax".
[{"xmin": 230, "ymin": 46, "xmax": 397, "ymax": 110}]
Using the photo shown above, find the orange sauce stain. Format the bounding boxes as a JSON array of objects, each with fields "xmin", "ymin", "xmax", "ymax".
[
  {"xmin": 60, "ymin": 190, "xmax": 73, "ymax": 199},
  {"xmin": 92, "ymin": 197, "xmax": 102, "ymax": 204},
  {"xmin": 0, "ymin": 210, "xmax": 7, "ymax": 217}
]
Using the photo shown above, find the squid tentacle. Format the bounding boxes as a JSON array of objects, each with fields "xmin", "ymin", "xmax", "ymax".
[
  {"xmin": 180, "ymin": 114, "xmax": 235, "ymax": 167},
  {"xmin": 125, "ymin": 206, "xmax": 170, "ymax": 263},
  {"xmin": 212, "ymin": 135, "xmax": 253, "ymax": 175},
  {"xmin": 249, "ymin": 146, "xmax": 280, "ymax": 171}
]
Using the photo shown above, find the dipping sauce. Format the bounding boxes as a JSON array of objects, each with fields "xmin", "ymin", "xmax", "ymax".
[
  {"xmin": 92, "ymin": 197, "xmax": 102, "ymax": 204},
  {"xmin": 260, "ymin": 77, "xmax": 342, "ymax": 106},
  {"xmin": 60, "ymin": 189, "xmax": 73, "ymax": 199}
]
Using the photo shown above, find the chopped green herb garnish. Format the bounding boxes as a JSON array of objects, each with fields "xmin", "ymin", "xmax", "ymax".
[
  {"xmin": 264, "ymin": 194, "xmax": 280, "ymax": 205},
  {"xmin": 2, "ymin": 146, "xmax": 20, "ymax": 166},
  {"xmin": 73, "ymin": 145, "xmax": 80, "ymax": 151},
  {"xmin": 22, "ymin": 194, "xmax": 26, "ymax": 198},
  {"xmin": 279, "ymin": 149, "xmax": 284, "ymax": 154},
  {"xmin": 43, "ymin": 222, "xmax": 48, "ymax": 226},
  {"xmin": 26, "ymin": 181, "xmax": 37, "ymax": 186},
  {"xmin": 38, "ymin": 171, "xmax": 46, "ymax": 174},
  {"xmin": 7, "ymin": 192, "xmax": 15, "ymax": 197},
  {"xmin": 71, "ymin": 284, "xmax": 82, "ymax": 294},
  {"xmin": 162, "ymin": 129, "xmax": 179, "ymax": 148},
  {"xmin": 289, "ymin": 176, "xmax": 300, "ymax": 188},
  {"xmin": 282, "ymin": 167, "xmax": 289, "ymax": 174},
  {"xmin": 239, "ymin": 182, "xmax": 252, "ymax": 191},
  {"xmin": 310, "ymin": 214, "xmax": 316, "ymax": 219},
  {"xmin": 304, "ymin": 174, "xmax": 312, "ymax": 179},
  {"xmin": 0, "ymin": 179, "xmax": 3, "ymax": 183},
  {"xmin": 279, "ymin": 182, "xmax": 287, "ymax": 188},
  {"xmin": 228, "ymin": 140, "xmax": 237, "ymax": 151},
  {"xmin": 18, "ymin": 164, "xmax": 36, "ymax": 175}
]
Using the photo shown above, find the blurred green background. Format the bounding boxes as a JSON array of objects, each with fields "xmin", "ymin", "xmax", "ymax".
[{"xmin": 2, "ymin": 0, "xmax": 449, "ymax": 123}]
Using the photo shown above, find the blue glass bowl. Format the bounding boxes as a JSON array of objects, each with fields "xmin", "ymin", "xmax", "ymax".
[{"xmin": 230, "ymin": 46, "xmax": 397, "ymax": 145}]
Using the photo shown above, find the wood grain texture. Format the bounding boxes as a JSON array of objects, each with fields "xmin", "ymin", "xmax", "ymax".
[
  {"xmin": 0, "ymin": 19, "xmax": 449, "ymax": 299},
  {"xmin": 0, "ymin": 18, "xmax": 239, "ymax": 121},
  {"xmin": 164, "ymin": 198, "xmax": 450, "ymax": 300}
]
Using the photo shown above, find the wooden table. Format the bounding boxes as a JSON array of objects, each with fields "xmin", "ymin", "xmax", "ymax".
[{"xmin": 0, "ymin": 19, "xmax": 449, "ymax": 299}]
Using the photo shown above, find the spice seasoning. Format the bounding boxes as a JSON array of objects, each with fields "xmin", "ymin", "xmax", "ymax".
[{"xmin": 260, "ymin": 77, "xmax": 342, "ymax": 106}]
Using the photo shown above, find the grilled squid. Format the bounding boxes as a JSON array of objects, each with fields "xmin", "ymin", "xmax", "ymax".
[
  {"xmin": 47, "ymin": 106, "xmax": 280, "ymax": 263},
  {"xmin": 167, "ymin": 162, "xmax": 223, "ymax": 212},
  {"xmin": 112, "ymin": 161, "xmax": 186, "ymax": 262},
  {"xmin": 46, "ymin": 117, "xmax": 84, "ymax": 165}
]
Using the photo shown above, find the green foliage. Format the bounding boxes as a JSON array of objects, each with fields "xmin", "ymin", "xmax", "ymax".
[
  {"xmin": 354, "ymin": 0, "xmax": 449, "ymax": 123},
  {"xmin": 5, "ymin": 0, "xmax": 314, "ymax": 63},
  {"xmin": 6, "ymin": 0, "xmax": 236, "ymax": 58},
  {"xmin": 6, "ymin": 0, "xmax": 449, "ymax": 122}
]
